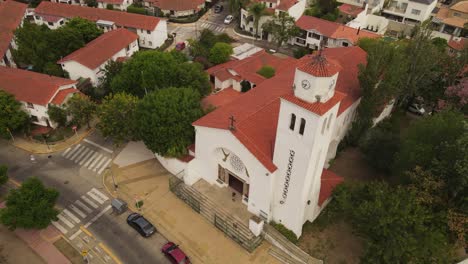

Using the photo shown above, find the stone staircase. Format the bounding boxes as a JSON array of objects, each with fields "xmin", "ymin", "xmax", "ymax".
[{"xmin": 263, "ymin": 224, "xmax": 322, "ymax": 264}]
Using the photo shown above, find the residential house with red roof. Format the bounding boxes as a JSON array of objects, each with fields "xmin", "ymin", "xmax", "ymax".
[
  {"xmin": 0, "ymin": 0, "xmax": 27, "ymax": 68},
  {"xmin": 448, "ymin": 36, "xmax": 467, "ymax": 54},
  {"xmin": 295, "ymin": 15, "xmax": 381, "ymax": 49},
  {"xmin": 240, "ymin": 0, "xmax": 306, "ymax": 39},
  {"xmin": 33, "ymin": 2, "xmax": 167, "ymax": 49},
  {"xmin": 433, "ymin": 1, "xmax": 468, "ymax": 38},
  {"xmin": 171, "ymin": 46, "xmax": 393, "ymax": 238},
  {"xmin": 0, "ymin": 67, "xmax": 79, "ymax": 128},
  {"xmin": 58, "ymin": 28, "xmax": 139, "ymax": 86},
  {"xmin": 143, "ymin": 0, "xmax": 206, "ymax": 17},
  {"xmin": 96, "ymin": 0, "xmax": 133, "ymax": 11}
]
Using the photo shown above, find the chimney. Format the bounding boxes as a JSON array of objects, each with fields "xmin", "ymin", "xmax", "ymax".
[{"xmin": 357, "ymin": 27, "xmax": 361, "ymax": 35}]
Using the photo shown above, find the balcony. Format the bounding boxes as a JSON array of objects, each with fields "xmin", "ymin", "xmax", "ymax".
[{"xmin": 384, "ymin": 5, "xmax": 407, "ymax": 14}]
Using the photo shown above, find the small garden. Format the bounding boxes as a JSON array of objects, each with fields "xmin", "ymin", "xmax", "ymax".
[
  {"xmin": 189, "ymin": 29, "xmax": 234, "ymax": 69},
  {"xmin": 31, "ymin": 126, "xmax": 74, "ymax": 143},
  {"xmin": 305, "ymin": 0, "xmax": 340, "ymax": 22}
]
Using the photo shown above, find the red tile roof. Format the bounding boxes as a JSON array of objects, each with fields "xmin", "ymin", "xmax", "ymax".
[
  {"xmin": 338, "ymin": 3, "xmax": 365, "ymax": 17},
  {"xmin": 35, "ymin": 1, "xmax": 161, "ymax": 31},
  {"xmin": 58, "ymin": 28, "xmax": 138, "ymax": 70},
  {"xmin": 318, "ymin": 169, "xmax": 344, "ymax": 206},
  {"xmin": 296, "ymin": 15, "xmax": 380, "ymax": 44},
  {"xmin": 97, "ymin": 0, "xmax": 125, "ymax": 4},
  {"xmin": 202, "ymin": 87, "xmax": 242, "ymax": 109},
  {"xmin": 41, "ymin": 14, "xmax": 62, "ymax": 23},
  {"xmin": 297, "ymin": 54, "xmax": 342, "ymax": 77},
  {"xmin": 194, "ymin": 47, "xmax": 367, "ymax": 172},
  {"xmin": 0, "ymin": 67, "xmax": 76, "ymax": 106},
  {"xmin": 448, "ymin": 37, "xmax": 467, "ymax": 51},
  {"xmin": 145, "ymin": 0, "xmax": 205, "ymax": 11},
  {"xmin": 50, "ymin": 88, "xmax": 80, "ymax": 105},
  {"xmin": 207, "ymin": 50, "xmax": 295, "ymax": 85},
  {"xmin": 249, "ymin": 0, "xmax": 298, "ymax": 11},
  {"xmin": 0, "ymin": 1, "xmax": 27, "ymax": 61}
]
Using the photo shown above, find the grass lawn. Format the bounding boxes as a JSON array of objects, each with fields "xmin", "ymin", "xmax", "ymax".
[{"xmin": 53, "ymin": 238, "xmax": 83, "ymax": 264}]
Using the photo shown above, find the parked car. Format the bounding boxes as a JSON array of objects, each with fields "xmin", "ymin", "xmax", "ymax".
[
  {"xmin": 224, "ymin": 15, "xmax": 234, "ymax": 24},
  {"xmin": 214, "ymin": 4, "xmax": 223, "ymax": 13},
  {"xmin": 407, "ymin": 103, "xmax": 426, "ymax": 115},
  {"xmin": 175, "ymin": 42, "xmax": 186, "ymax": 51},
  {"xmin": 162, "ymin": 242, "xmax": 191, "ymax": 264},
  {"xmin": 126, "ymin": 213, "xmax": 156, "ymax": 237}
]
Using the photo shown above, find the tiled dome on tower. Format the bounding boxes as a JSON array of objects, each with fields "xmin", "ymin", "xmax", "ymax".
[{"xmin": 297, "ymin": 52, "xmax": 341, "ymax": 77}]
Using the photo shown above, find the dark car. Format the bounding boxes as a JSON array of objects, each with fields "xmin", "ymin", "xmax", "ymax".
[
  {"xmin": 162, "ymin": 242, "xmax": 191, "ymax": 264},
  {"xmin": 214, "ymin": 4, "xmax": 223, "ymax": 13},
  {"xmin": 126, "ymin": 213, "xmax": 156, "ymax": 237}
]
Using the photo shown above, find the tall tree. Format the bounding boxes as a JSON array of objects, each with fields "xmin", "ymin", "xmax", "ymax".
[
  {"xmin": 0, "ymin": 177, "xmax": 59, "ymax": 230},
  {"xmin": 248, "ymin": 2, "xmax": 267, "ymax": 39},
  {"xmin": 262, "ymin": 12, "xmax": 299, "ymax": 49},
  {"xmin": 111, "ymin": 51, "xmax": 210, "ymax": 97},
  {"xmin": 97, "ymin": 93, "xmax": 139, "ymax": 146},
  {"xmin": 97, "ymin": 60, "xmax": 123, "ymax": 100},
  {"xmin": 136, "ymin": 88, "xmax": 204, "ymax": 157},
  {"xmin": 0, "ymin": 90, "xmax": 29, "ymax": 139},
  {"xmin": 209, "ymin": 42, "xmax": 233, "ymax": 64},
  {"xmin": 66, "ymin": 94, "xmax": 96, "ymax": 128},
  {"xmin": 47, "ymin": 105, "xmax": 67, "ymax": 127}
]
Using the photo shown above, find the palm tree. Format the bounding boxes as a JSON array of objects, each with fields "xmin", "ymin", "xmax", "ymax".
[{"xmin": 248, "ymin": 2, "xmax": 267, "ymax": 39}]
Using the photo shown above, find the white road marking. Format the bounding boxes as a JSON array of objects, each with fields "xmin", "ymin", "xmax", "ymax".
[
  {"xmin": 84, "ymin": 205, "xmax": 111, "ymax": 228},
  {"xmin": 52, "ymin": 221, "xmax": 68, "ymax": 234},
  {"xmin": 75, "ymin": 200, "xmax": 93, "ymax": 214},
  {"xmin": 83, "ymin": 139, "xmax": 113, "ymax": 153},
  {"xmin": 69, "ymin": 229, "xmax": 82, "ymax": 240},
  {"xmin": 63, "ymin": 209, "xmax": 81, "ymax": 224},
  {"xmin": 88, "ymin": 154, "xmax": 103, "ymax": 170},
  {"xmin": 57, "ymin": 213, "xmax": 74, "ymax": 228},
  {"xmin": 64, "ymin": 144, "xmax": 81, "ymax": 158},
  {"xmin": 62, "ymin": 147, "xmax": 71, "ymax": 157},
  {"xmin": 81, "ymin": 195, "xmax": 98, "ymax": 209},
  {"xmin": 79, "ymin": 150, "xmax": 95, "ymax": 166},
  {"xmin": 83, "ymin": 152, "xmax": 99, "ymax": 167},
  {"xmin": 87, "ymin": 191, "xmax": 105, "ymax": 204},
  {"xmin": 74, "ymin": 148, "xmax": 91, "ymax": 163},
  {"xmin": 69, "ymin": 145, "xmax": 85, "ymax": 160},
  {"xmin": 69, "ymin": 204, "xmax": 86, "ymax": 218},
  {"xmin": 93, "ymin": 157, "xmax": 109, "ymax": 172},
  {"xmin": 91, "ymin": 188, "xmax": 109, "ymax": 202},
  {"xmin": 97, "ymin": 159, "xmax": 112, "ymax": 175}
]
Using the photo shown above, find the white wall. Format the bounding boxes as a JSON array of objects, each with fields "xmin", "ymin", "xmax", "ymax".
[
  {"xmin": 214, "ymin": 77, "xmax": 232, "ymax": 90},
  {"xmin": 0, "ymin": 48, "xmax": 17, "ymax": 68},
  {"xmin": 155, "ymin": 153, "xmax": 188, "ymax": 177},
  {"xmin": 286, "ymin": 0, "xmax": 306, "ymax": 20},
  {"xmin": 404, "ymin": 0, "xmax": 435, "ymax": 22},
  {"xmin": 97, "ymin": 0, "xmax": 132, "ymax": 11},
  {"xmin": 137, "ymin": 20, "xmax": 167, "ymax": 49},
  {"xmin": 187, "ymin": 126, "xmax": 275, "ymax": 220},
  {"xmin": 372, "ymin": 99, "xmax": 395, "ymax": 125}
]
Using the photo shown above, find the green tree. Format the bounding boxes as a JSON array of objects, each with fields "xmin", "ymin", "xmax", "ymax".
[
  {"xmin": 47, "ymin": 105, "xmax": 67, "ymax": 127},
  {"xmin": 248, "ymin": 2, "xmax": 267, "ymax": 39},
  {"xmin": 111, "ymin": 51, "xmax": 210, "ymax": 97},
  {"xmin": 209, "ymin": 42, "xmax": 233, "ymax": 64},
  {"xmin": 66, "ymin": 94, "xmax": 96, "ymax": 128},
  {"xmin": 97, "ymin": 60, "xmax": 123, "ymax": 100},
  {"xmin": 431, "ymin": 37, "xmax": 448, "ymax": 52},
  {"xmin": 64, "ymin": 17, "xmax": 103, "ymax": 43},
  {"xmin": 0, "ymin": 165, "xmax": 7, "ymax": 186},
  {"xmin": 97, "ymin": 93, "xmax": 139, "ymax": 146},
  {"xmin": 136, "ymin": 88, "xmax": 204, "ymax": 157},
  {"xmin": 0, "ymin": 90, "xmax": 29, "ymax": 138},
  {"xmin": 106, "ymin": 3, "xmax": 114, "ymax": 9},
  {"xmin": 0, "ymin": 177, "xmax": 59, "ymax": 230},
  {"xmin": 332, "ymin": 181, "xmax": 453, "ymax": 263},
  {"xmin": 256, "ymin": 65, "xmax": 275, "ymax": 78},
  {"xmin": 262, "ymin": 12, "xmax": 299, "ymax": 49},
  {"xmin": 84, "ymin": 0, "xmax": 97, "ymax": 7}
]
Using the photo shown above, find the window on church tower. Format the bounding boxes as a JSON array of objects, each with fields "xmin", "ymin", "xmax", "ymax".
[
  {"xmin": 299, "ymin": 118, "xmax": 306, "ymax": 135},
  {"xmin": 321, "ymin": 118, "xmax": 327, "ymax": 135},
  {"xmin": 289, "ymin": 114, "xmax": 296, "ymax": 130}
]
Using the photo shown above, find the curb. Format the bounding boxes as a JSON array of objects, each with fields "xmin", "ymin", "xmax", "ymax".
[{"xmin": 11, "ymin": 128, "xmax": 94, "ymax": 155}]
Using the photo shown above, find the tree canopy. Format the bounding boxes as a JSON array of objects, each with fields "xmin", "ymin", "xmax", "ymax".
[
  {"xmin": 208, "ymin": 42, "xmax": 233, "ymax": 64},
  {"xmin": 0, "ymin": 90, "xmax": 29, "ymax": 138},
  {"xmin": 111, "ymin": 51, "xmax": 211, "ymax": 97},
  {"xmin": 0, "ymin": 177, "xmax": 59, "ymax": 230},
  {"xmin": 97, "ymin": 93, "xmax": 139, "ymax": 146},
  {"xmin": 262, "ymin": 12, "xmax": 299, "ymax": 48},
  {"xmin": 47, "ymin": 105, "xmax": 68, "ymax": 127},
  {"xmin": 66, "ymin": 94, "xmax": 96, "ymax": 128},
  {"xmin": 13, "ymin": 19, "xmax": 102, "ymax": 76},
  {"xmin": 0, "ymin": 165, "xmax": 7, "ymax": 187},
  {"xmin": 136, "ymin": 88, "xmax": 204, "ymax": 157}
]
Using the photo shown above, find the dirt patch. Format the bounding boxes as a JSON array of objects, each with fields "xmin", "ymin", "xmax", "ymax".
[
  {"xmin": 0, "ymin": 225, "xmax": 45, "ymax": 264},
  {"xmin": 53, "ymin": 238, "xmax": 82, "ymax": 264},
  {"xmin": 298, "ymin": 220, "xmax": 365, "ymax": 264},
  {"xmin": 329, "ymin": 147, "xmax": 385, "ymax": 182}
]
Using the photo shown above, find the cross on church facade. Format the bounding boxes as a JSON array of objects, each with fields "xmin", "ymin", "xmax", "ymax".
[{"xmin": 229, "ymin": 115, "xmax": 236, "ymax": 131}]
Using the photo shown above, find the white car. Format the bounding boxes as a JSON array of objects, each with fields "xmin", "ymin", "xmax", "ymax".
[{"xmin": 224, "ymin": 15, "xmax": 233, "ymax": 24}]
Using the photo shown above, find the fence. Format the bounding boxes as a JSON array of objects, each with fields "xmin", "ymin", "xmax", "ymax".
[{"xmin": 169, "ymin": 175, "xmax": 263, "ymax": 252}]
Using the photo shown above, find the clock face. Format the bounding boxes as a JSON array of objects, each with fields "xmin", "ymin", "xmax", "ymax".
[
  {"xmin": 328, "ymin": 79, "xmax": 336, "ymax": 90},
  {"xmin": 301, "ymin": 80, "xmax": 311, "ymax": 90}
]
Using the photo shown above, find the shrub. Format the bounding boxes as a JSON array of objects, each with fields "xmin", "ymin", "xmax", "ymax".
[
  {"xmin": 257, "ymin": 65, "xmax": 275, "ymax": 79},
  {"xmin": 127, "ymin": 5, "xmax": 146, "ymax": 15},
  {"xmin": 271, "ymin": 221, "xmax": 298, "ymax": 244},
  {"xmin": 293, "ymin": 47, "xmax": 310, "ymax": 58},
  {"xmin": 241, "ymin": 80, "xmax": 252, "ymax": 92},
  {"xmin": 106, "ymin": 4, "xmax": 113, "ymax": 10}
]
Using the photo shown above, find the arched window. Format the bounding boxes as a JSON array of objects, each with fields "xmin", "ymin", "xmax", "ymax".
[
  {"xmin": 289, "ymin": 114, "xmax": 296, "ymax": 130},
  {"xmin": 327, "ymin": 114, "xmax": 333, "ymax": 130},
  {"xmin": 299, "ymin": 118, "xmax": 306, "ymax": 135},
  {"xmin": 321, "ymin": 118, "xmax": 327, "ymax": 135}
]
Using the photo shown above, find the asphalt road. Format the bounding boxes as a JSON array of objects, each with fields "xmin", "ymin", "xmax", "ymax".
[{"xmin": 0, "ymin": 133, "xmax": 170, "ymax": 264}]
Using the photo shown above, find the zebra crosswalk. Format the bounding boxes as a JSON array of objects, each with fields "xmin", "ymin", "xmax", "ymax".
[
  {"xmin": 199, "ymin": 21, "xmax": 225, "ymax": 33},
  {"xmin": 62, "ymin": 144, "xmax": 112, "ymax": 174},
  {"xmin": 52, "ymin": 188, "xmax": 110, "ymax": 235}
]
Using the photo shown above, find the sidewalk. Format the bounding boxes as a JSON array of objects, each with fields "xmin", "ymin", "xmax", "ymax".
[
  {"xmin": 11, "ymin": 127, "xmax": 93, "ymax": 154},
  {"xmin": 104, "ymin": 159, "xmax": 281, "ymax": 264}
]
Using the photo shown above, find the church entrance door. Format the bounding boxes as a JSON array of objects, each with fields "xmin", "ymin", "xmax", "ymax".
[{"xmin": 228, "ymin": 174, "xmax": 243, "ymax": 194}]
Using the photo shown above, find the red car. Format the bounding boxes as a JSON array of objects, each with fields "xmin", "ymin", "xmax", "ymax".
[{"xmin": 161, "ymin": 242, "xmax": 191, "ymax": 264}]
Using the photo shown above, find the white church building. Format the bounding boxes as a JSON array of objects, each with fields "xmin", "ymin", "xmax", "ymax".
[{"xmin": 179, "ymin": 46, "xmax": 374, "ymax": 237}]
